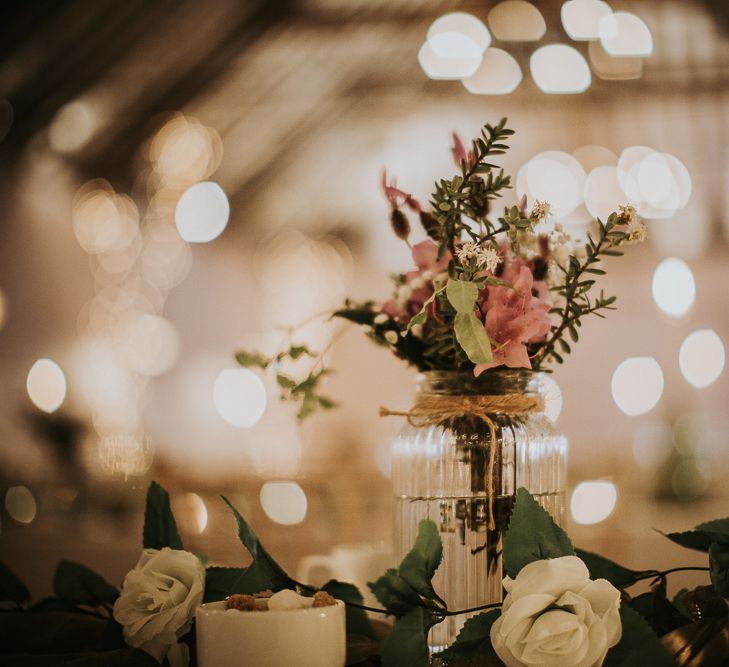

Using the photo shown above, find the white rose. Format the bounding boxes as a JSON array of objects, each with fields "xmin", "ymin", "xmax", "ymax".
[
  {"xmin": 490, "ymin": 556, "xmax": 621, "ymax": 667},
  {"xmin": 113, "ymin": 548, "xmax": 205, "ymax": 667}
]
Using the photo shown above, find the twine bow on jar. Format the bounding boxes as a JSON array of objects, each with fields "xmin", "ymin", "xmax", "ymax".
[{"xmin": 380, "ymin": 393, "xmax": 545, "ymax": 531}]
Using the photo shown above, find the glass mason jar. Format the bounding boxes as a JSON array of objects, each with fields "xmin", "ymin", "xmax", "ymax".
[{"xmin": 391, "ymin": 369, "xmax": 568, "ymax": 651}]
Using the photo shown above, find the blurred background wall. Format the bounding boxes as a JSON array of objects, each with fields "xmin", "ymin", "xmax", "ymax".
[{"xmin": 1, "ymin": 0, "xmax": 728, "ymax": 598}]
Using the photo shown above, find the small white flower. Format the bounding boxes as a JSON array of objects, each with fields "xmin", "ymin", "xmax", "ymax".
[
  {"xmin": 114, "ymin": 548, "xmax": 205, "ymax": 667},
  {"xmin": 409, "ymin": 277, "xmax": 425, "ymax": 290},
  {"xmin": 478, "ymin": 246, "xmax": 501, "ymax": 273},
  {"xmin": 457, "ymin": 242, "xmax": 501, "ymax": 272},
  {"xmin": 421, "ymin": 270, "xmax": 434, "ymax": 281},
  {"xmin": 384, "ymin": 330, "xmax": 399, "ymax": 345},
  {"xmin": 490, "ymin": 556, "xmax": 622, "ymax": 667},
  {"xmin": 456, "ymin": 241, "xmax": 480, "ymax": 265},
  {"xmin": 574, "ymin": 245, "xmax": 588, "ymax": 263},
  {"xmin": 619, "ymin": 204, "xmax": 637, "ymax": 223},
  {"xmin": 624, "ymin": 217, "xmax": 647, "ymax": 244},
  {"xmin": 374, "ymin": 313, "xmax": 389, "ymax": 325},
  {"xmin": 410, "ymin": 324, "xmax": 423, "ymax": 339},
  {"xmin": 530, "ymin": 199, "xmax": 551, "ymax": 222},
  {"xmin": 396, "ymin": 284, "xmax": 412, "ymax": 300}
]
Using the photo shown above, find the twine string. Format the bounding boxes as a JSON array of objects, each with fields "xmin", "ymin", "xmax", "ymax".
[{"xmin": 380, "ymin": 393, "xmax": 545, "ymax": 530}]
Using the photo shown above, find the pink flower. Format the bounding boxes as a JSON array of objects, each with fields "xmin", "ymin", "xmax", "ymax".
[
  {"xmin": 451, "ymin": 133, "xmax": 476, "ymax": 169},
  {"xmin": 474, "ymin": 260, "xmax": 551, "ymax": 374},
  {"xmin": 381, "ymin": 171, "xmax": 421, "ymax": 212},
  {"xmin": 381, "ymin": 241, "xmax": 452, "ymax": 324}
]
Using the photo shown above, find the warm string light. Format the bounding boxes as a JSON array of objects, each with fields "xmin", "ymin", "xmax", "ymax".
[{"xmin": 419, "ymin": 2, "xmax": 653, "ymax": 94}]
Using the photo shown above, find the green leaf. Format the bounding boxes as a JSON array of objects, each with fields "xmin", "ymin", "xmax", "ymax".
[
  {"xmin": 576, "ymin": 549, "xmax": 654, "ymax": 588},
  {"xmin": 398, "ymin": 520, "xmax": 443, "ymax": 604},
  {"xmin": 709, "ymin": 542, "xmax": 729, "ymax": 596},
  {"xmin": 368, "ymin": 568, "xmax": 421, "ymax": 615},
  {"xmin": 322, "ymin": 580, "xmax": 375, "ymax": 639},
  {"xmin": 235, "ymin": 350, "xmax": 270, "ymax": 369},
  {"xmin": 446, "ymin": 279, "xmax": 479, "ymax": 313},
  {"xmin": 662, "ymin": 527, "xmax": 729, "ymax": 553},
  {"xmin": 53, "ymin": 560, "xmax": 119, "ymax": 608},
  {"xmin": 143, "ymin": 481, "xmax": 184, "ymax": 550},
  {"xmin": 405, "ymin": 286, "xmax": 444, "ymax": 335},
  {"xmin": 697, "ymin": 517, "xmax": 729, "ymax": 535},
  {"xmin": 0, "ymin": 561, "xmax": 30, "ymax": 606},
  {"xmin": 603, "ymin": 606, "xmax": 676, "ymax": 667},
  {"xmin": 381, "ymin": 607, "xmax": 434, "ymax": 667},
  {"xmin": 439, "ymin": 610, "xmax": 501, "ymax": 662},
  {"xmin": 276, "ymin": 373, "xmax": 297, "ymax": 390},
  {"xmin": 332, "ymin": 308, "xmax": 376, "ymax": 326},
  {"xmin": 503, "ymin": 488, "xmax": 574, "ymax": 578},
  {"xmin": 288, "ymin": 345, "xmax": 311, "ymax": 360},
  {"xmin": 454, "ymin": 312, "xmax": 493, "ymax": 365},
  {"xmin": 221, "ymin": 496, "xmax": 294, "ymax": 593},
  {"xmin": 203, "ymin": 566, "xmax": 249, "ymax": 602}
]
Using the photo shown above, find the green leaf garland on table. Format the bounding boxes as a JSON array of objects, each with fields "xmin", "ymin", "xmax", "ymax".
[{"xmin": 6, "ymin": 481, "xmax": 729, "ymax": 665}]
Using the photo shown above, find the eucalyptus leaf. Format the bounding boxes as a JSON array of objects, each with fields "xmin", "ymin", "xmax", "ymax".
[
  {"xmin": 221, "ymin": 496, "xmax": 294, "ymax": 593},
  {"xmin": 143, "ymin": 481, "xmax": 183, "ymax": 550},
  {"xmin": 381, "ymin": 606, "xmax": 434, "ymax": 667},
  {"xmin": 503, "ymin": 488, "xmax": 574, "ymax": 578},
  {"xmin": 446, "ymin": 279, "xmax": 479, "ymax": 313},
  {"xmin": 454, "ymin": 312, "xmax": 493, "ymax": 364},
  {"xmin": 0, "ymin": 561, "xmax": 30, "ymax": 606},
  {"xmin": 439, "ymin": 610, "xmax": 501, "ymax": 662},
  {"xmin": 322, "ymin": 580, "xmax": 375, "ymax": 639},
  {"xmin": 576, "ymin": 549, "xmax": 655, "ymax": 589},
  {"xmin": 398, "ymin": 519, "xmax": 443, "ymax": 605},
  {"xmin": 53, "ymin": 560, "xmax": 119, "ymax": 608},
  {"xmin": 709, "ymin": 542, "xmax": 729, "ymax": 597},
  {"xmin": 603, "ymin": 606, "xmax": 676, "ymax": 667}
]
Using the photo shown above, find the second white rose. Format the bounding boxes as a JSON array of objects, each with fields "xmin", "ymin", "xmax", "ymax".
[{"xmin": 490, "ymin": 555, "xmax": 622, "ymax": 667}]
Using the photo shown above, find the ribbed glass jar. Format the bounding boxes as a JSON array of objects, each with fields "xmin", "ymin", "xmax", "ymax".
[{"xmin": 391, "ymin": 370, "xmax": 568, "ymax": 651}]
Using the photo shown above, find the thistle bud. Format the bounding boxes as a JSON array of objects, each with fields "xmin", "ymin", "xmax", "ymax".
[
  {"xmin": 390, "ymin": 208, "xmax": 410, "ymax": 241},
  {"xmin": 419, "ymin": 211, "xmax": 440, "ymax": 240}
]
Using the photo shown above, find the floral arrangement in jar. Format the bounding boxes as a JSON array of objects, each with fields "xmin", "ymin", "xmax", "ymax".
[{"xmin": 235, "ymin": 118, "xmax": 646, "ymax": 417}]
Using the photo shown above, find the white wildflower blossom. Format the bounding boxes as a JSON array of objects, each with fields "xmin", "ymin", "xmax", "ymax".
[
  {"xmin": 624, "ymin": 217, "xmax": 647, "ymax": 244},
  {"xmin": 421, "ymin": 270, "xmax": 434, "ymax": 281},
  {"xmin": 619, "ymin": 204, "xmax": 637, "ymax": 223},
  {"xmin": 530, "ymin": 200, "xmax": 551, "ymax": 222},
  {"xmin": 457, "ymin": 242, "xmax": 501, "ymax": 272},
  {"xmin": 410, "ymin": 324, "xmax": 423, "ymax": 339},
  {"xmin": 456, "ymin": 241, "xmax": 480, "ymax": 265},
  {"xmin": 574, "ymin": 245, "xmax": 588, "ymax": 263},
  {"xmin": 409, "ymin": 277, "xmax": 425, "ymax": 290},
  {"xmin": 478, "ymin": 246, "xmax": 501, "ymax": 273},
  {"xmin": 373, "ymin": 313, "xmax": 389, "ymax": 325},
  {"xmin": 384, "ymin": 330, "xmax": 399, "ymax": 345}
]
